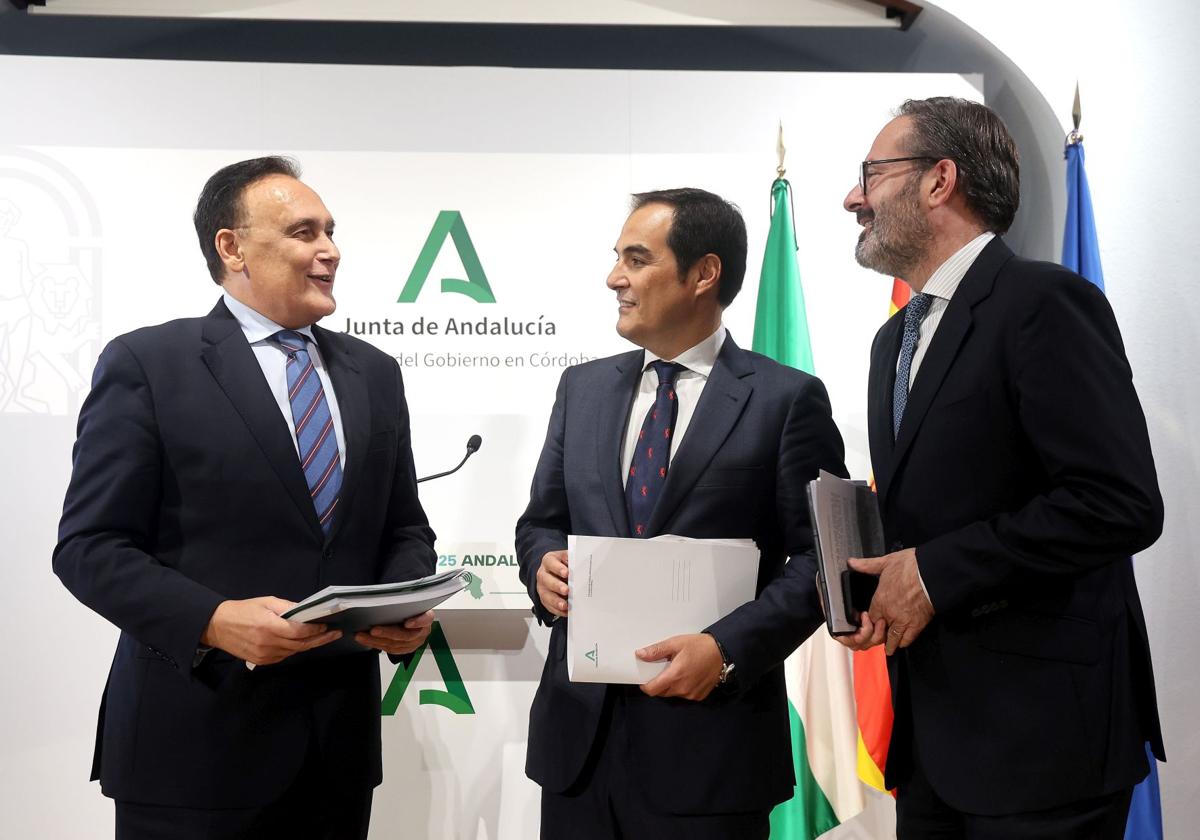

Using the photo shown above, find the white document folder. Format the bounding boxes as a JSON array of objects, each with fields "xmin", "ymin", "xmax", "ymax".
[{"xmin": 566, "ymin": 534, "xmax": 760, "ymax": 684}]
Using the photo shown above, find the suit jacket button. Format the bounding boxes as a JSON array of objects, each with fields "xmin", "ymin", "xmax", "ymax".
[{"xmin": 323, "ymin": 547, "xmax": 333, "ymax": 561}]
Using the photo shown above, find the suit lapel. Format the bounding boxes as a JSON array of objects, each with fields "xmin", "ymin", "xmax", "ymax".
[
  {"xmin": 869, "ymin": 314, "xmax": 904, "ymax": 502},
  {"xmin": 313, "ymin": 324, "xmax": 366, "ymax": 545},
  {"xmin": 646, "ymin": 336, "xmax": 752, "ymax": 536},
  {"xmin": 597, "ymin": 349, "xmax": 644, "ymax": 537},
  {"xmin": 884, "ymin": 238, "xmax": 1012, "ymax": 506},
  {"xmin": 200, "ymin": 300, "xmax": 323, "ymax": 541}
]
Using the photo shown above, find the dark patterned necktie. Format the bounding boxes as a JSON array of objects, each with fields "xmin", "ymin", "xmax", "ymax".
[
  {"xmin": 273, "ymin": 330, "xmax": 343, "ymax": 535},
  {"xmin": 893, "ymin": 292, "xmax": 933, "ymax": 439},
  {"xmin": 625, "ymin": 360, "xmax": 686, "ymax": 538}
]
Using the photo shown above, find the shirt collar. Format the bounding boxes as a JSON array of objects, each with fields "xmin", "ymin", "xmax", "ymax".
[
  {"xmin": 222, "ymin": 291, "xmax": 317, "ymax": 346},
  {"xmin": 643, "ymin": 324, "xmax": 727, "ymax": 379},
  {"xmin": 921, "ymin": 232, "xmax": 995, "ymax": 302}
]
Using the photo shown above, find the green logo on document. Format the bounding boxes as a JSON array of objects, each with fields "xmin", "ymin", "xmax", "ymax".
[
  {"xmin": 380, "ymin": 621, "xmax": 475, "ymax": 715},
  {"xmin": 585, "ymin": 644, "xmax": 598, "ymax": 666},
  {"xmin": 398, "ymin": 211, "xmax": 496, "ymax": 303}
]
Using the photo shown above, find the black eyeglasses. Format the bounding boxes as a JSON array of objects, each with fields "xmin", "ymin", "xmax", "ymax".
[{"xmin": 859, "ymin": 156, "xmax": 942, "ymax": 196}]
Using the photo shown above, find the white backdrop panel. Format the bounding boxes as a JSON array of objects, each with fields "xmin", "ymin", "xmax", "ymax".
[{"xmin": 0, "ymin": 56, "xmax": 980, "ymax": 838}]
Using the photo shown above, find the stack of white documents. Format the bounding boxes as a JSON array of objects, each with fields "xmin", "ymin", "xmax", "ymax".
[
  {"xmin": 283, "ymin": 568, "xmax": 472, "ymax": 635},
  {"xmin": 566, "ymin": 534, "xmax": 759, "ymax": 684}
]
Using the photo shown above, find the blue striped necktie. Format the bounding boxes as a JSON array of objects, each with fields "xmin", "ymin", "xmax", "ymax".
[
  {"xmin": 893, "ymin": 292, "xmax": 933, "ymax": 439},
  {"xmin": 273, "ymin": 330, "xmax": 343, "ymax": 535}
]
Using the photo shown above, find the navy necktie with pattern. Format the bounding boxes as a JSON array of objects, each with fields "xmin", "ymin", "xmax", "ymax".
[
  {"xmin": 273, "ymin": 330, "xmax": 343, "ymax": 536},
  {"xmin": 892, "ymin": 292, "xmax": 933, "ymax": 439},
  {"xmin": 625, "ymin": 360, "xmax": 686, "ymax": 538}
]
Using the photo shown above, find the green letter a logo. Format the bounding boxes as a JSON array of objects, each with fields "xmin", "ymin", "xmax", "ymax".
[
  {"xmin": 380, "ymin": 622, "xmax": 475, "ymax": 715},
  {"xmin": 398, "ymin": 211, "xmax": 496, "ymax": 303}
]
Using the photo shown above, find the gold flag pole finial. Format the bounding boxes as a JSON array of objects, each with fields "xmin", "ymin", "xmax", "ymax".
[
  {"xmin": 776, "ymin": 121, "xmax": 787, "ymax": 179},
  {"xmin": 1066, "ymin": 82, "xmax": 1084, "ymax": 146}
]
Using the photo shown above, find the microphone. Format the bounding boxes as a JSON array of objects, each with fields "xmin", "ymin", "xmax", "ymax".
[{"xmin": 417, "ymin": 434, "xmax": 483, "ymax": 484}]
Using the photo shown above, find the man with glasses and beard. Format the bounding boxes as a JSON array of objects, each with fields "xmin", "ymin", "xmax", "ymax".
[{"xmin": 838, "ymin": 98, "xmax": 1164, "ymax": 839}]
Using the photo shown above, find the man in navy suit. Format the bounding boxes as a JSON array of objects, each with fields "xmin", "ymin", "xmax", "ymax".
[
  {"xmin": 54, "ymin": 157, "xmax": 437, "ymax": 839},
  {"xmin": 517, "ymin": 188, "xmax": 846, "ymax": 839},
  {"xmin": 840, "ymin": 98, "xmax": 1164, "ymax": 839}
]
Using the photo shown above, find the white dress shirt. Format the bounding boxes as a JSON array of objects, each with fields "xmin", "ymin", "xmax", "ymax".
[
  {"xmin": 222, "ymin": 292, "xmax": 347, "ymax": 466},
  {"xmin": 895, "ymin": 232, "xmax": 993, "ymax": 610},
  {"xmin": 901, "ymin": 232, "xmax": 995, "ymax": 388},
  {"xmin": 621, "ymin": 325, "xmax": 727, "ymax": 483}
]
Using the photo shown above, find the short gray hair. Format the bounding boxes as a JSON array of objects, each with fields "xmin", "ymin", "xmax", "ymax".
[{"xmin": 898, "ymin": 97, "xmax": 1020, "ymax": 233}]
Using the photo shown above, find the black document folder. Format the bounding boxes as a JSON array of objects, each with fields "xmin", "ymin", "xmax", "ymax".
[{"xmin": 806, "ymin": 470, "xmax": 886, "ymax": 636}]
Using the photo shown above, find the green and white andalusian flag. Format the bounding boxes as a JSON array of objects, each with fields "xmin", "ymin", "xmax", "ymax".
[{"xmin": 752, "ymin": 177, "xmax": 866, "ymax": 839}]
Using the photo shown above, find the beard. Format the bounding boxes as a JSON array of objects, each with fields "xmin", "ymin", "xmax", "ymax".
[{"xmin": 854, "ymin": 175, "xmax": 933, "ymax": 279}]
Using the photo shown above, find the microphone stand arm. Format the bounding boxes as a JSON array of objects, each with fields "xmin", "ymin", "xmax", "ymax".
[{"xmin": 417, "ymin": 451, "xmax": 472, "ymax": 484}]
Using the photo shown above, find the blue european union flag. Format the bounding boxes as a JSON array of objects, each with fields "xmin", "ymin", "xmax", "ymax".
[{"xmin": 1063, "ymin": 141, "xmax": 1105, "ymax": 290}]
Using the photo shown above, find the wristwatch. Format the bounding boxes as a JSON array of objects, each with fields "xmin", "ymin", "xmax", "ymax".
[{"xmin": 705, "ymin": 631, "xmax": 736, "ymax": 686}]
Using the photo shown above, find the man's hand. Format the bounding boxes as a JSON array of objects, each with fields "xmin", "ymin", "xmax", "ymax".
[
  {"xmin": 637, "ymin": 633, "xmax": 725, "ymax": 702},
  {"xmin": 819, "ymin": 571, "xmax": 888, "ymax": 652},
  {"xmin": 835, "ymin": 610, "xmax": 888, "ymax": 651},
  {"xmin": 355, "ymin": 610, "xmax": 435, "ymax": 655},
  {"xmin": 201, "ymin": 596, "xmax": 342, "ymax": 666},
  {"xmin": 536, "ymin": 550, "xmax": 570, "ymax": 618},
  {"xmin": 849, "ymin": 548, "xmax": 934, "ymax": 655}
]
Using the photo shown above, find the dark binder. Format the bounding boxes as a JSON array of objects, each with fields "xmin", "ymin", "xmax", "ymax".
[{"xmin": 807, "ymin": 470, "xmax": 886, "ymax": 636}]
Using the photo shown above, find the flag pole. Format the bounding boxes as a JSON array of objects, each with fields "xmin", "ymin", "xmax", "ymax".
[
  {"xmin": 777, "ymin": 120, "xmax": 787, "ymax": 178},
  {"xmin": 771, "ymin": 121, "xmax": 799, "ymax": 246},
  {"xmin": 1065, "ymin": 81, "xmax": 1083, "ymax": 149}
]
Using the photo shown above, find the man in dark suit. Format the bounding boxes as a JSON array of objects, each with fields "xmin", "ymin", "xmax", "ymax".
[
  {"xmin": 516, "ymin": 188, "xmax": 846, "ymax": 839},
  {"xmin": 53, "ymin": 157, "xmax": 437, "ymax": 839},
  {"xmin": 839, "ymin": 98, "xmax": 1164, "ymax": 838}
]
